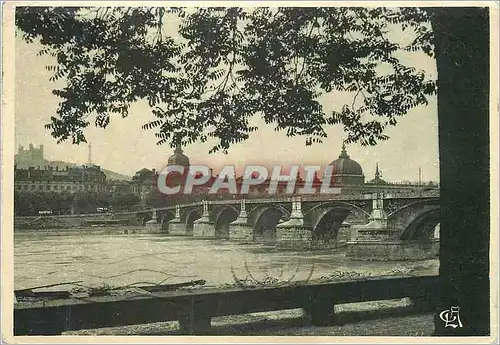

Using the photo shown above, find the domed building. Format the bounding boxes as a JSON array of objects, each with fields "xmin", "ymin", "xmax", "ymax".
[
  {"xmin": 165, "ymin": 145, "xmax": 191, "ymax": 189},
  {"xmin": 168, "ymin": 145, "xmax": 190, "ymax": 167},
  {"xmin": 329, "ymin": 144, "xmax": 365, "ymax": 185},
  {"xmin": 367, "ymin": 163, "xmax": 387, "ymax": 185}
]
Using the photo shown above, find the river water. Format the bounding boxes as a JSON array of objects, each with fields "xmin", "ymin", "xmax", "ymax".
[{"xmin": 14, "ymin": 226, "xmax": 439, "ymax": 292}]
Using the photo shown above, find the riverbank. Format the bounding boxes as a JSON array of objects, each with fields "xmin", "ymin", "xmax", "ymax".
[
  {"xmin": 14, "ymin": 225, "xmax": 149, "ymax": 237},
  {"xmin": 14, "ymin": 212, "xmax": 143, "ymax": 231}
]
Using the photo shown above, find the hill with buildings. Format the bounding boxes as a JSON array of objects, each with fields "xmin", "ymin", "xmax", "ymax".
[
  {"xmin": 15, "ymin": 144, "xmax": 131, "ymax": 181},
  {"xmin": 46, "ymin": 161, "xmax": 131, "ymax": 181}
]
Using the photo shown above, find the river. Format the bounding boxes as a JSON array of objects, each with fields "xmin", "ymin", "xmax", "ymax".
[{"xmin": 14, "ymin": 226, "xmax": 439, "ymax": 292}]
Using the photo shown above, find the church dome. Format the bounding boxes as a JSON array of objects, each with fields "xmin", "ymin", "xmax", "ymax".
[
  {"xmin": 329, "ymin": 145, "xmax": 364, "ymax": 175},
  {"xmin": 168, "ymin": 146, "xmax": 190, "ymax": 167},
  {"xmin": 328, "ymin": 144, "xmax": 364, "ymax": 185},
  {"xmin": 368, "ymin": 163, "xmax": 387, "ymax": 184}
]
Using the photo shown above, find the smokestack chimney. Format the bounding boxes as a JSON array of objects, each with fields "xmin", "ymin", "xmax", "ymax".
[{"xmin": 88, "ymin": 142, "xmax": 92, "ymax": 165}]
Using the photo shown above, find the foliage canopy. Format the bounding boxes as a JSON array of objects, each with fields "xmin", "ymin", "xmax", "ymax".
[{"xmin": 16, "ymin": 6, "xmax": 436, "ymax": 153}]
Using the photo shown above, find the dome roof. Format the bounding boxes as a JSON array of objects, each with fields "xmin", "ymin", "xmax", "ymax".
[
  {"xmin": 368, "ymin": 176, "xmax": 387, "ymax": 184},
  {"xmin": 329, "ymin": 145, "xmax": 364, "ymax": 176},
  {"xmin": 168, "ymin": 146, "xmax": 190, "ymax": 167},
  {"xmin": 367, "ymin": 163, "xmax": 387, "ymax": 184}
]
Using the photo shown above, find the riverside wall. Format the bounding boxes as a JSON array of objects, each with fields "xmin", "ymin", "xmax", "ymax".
[{"xmin": 14, "ymin": 212, "xmax": 144, "ymax": 230}]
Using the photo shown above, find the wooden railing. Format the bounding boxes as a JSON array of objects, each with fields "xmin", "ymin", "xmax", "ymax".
[{"xmin": 14, "ymin": 275, "xmax": 438, "ymax": 335}]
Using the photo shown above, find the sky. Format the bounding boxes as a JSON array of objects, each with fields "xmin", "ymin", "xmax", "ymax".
[{"xmin": 14, "ymin": 18, "xmax": 440, "ymax": 183}]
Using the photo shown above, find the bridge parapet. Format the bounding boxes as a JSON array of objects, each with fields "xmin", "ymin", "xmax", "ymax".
[{"xmin": 153, "ymin": 190, "xmax": 439, "ymax": 213}]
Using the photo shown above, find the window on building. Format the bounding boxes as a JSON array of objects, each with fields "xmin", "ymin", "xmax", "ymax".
[
  {"xmin": 54, "ymin": 185, "xmax": 58, "ymax": 190},
  {"xmin": 46, "ymin": 185, "xmax": 50, "ymax": 190},
  {"xmin": 31, "ymin": 185, "xmax": 35, "ymax": 190},
  {"xmin": 67, "ymin": 186, "xmax": 71, "ymax": 190},
  {"xmin": 72, "ymin": 186, "xmax": 76, "ymax": 190},
  {"xmin": 23, "ymin": 185, "xmax": 28, "ymax": 190},
  {"xmin": 38, "ymin": 185, "xmax": 42, "ymax": 190}
]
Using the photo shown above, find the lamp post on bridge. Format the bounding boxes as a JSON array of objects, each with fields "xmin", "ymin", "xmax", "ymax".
[{"xmin": 174, "ymin": 204, "xmax": 181, "ymax": 220}]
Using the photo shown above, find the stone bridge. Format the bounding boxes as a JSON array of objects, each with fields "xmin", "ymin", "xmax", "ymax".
[{"xmin": 142, "ymin": 189, "xmax": 440, "ymax": 259}]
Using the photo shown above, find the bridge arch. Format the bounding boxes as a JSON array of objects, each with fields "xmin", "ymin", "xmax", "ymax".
[
  {"xmin": 305, "ymin": 201, "xmax": 371, "ymax": 219},
  {"xmin": 251, "ymin": 204, "xmax": 291, "ymax": 242},
  {"xmin": 183, "ymin": 208, "xmax": 202, "ymax": 235},
  {"xmin": 138, "ymin": 212, "xmax": 152, "ymax": 225},
  {"xmin": 210, "ymin": 204, "xmax": 239, "ymax": 219},
  {"xmin": 388, "ymin": 199, "xmax": 440, "ymax": 238},
  {"xmin": 307, "ymin": 202, "xmax": 370, "ymax": 245},
  {"xmin": 159, "ymin": 210, "xmax": 175, "ymax": 229},
  {"xmin": 212, "ymin": 205, "xmax": 239, "ymax": 239},
  {"xmin": 400, "ymin": 208, "xmax": 440, "ymax": 241},
  {"xmin": 387, "ymin": 198, "xmax": 439, "ymax": 218}
]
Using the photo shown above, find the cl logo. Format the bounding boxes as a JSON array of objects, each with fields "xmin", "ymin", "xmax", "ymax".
[{"xmin": 439, "ymin": 306, "xmax": 464, "ymax": 328}]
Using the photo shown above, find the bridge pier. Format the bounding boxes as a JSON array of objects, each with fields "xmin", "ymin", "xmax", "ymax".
[
  {"xmin": 145, "ymin": 209, "xmax": 163, "ymax": 233},
  {"xmin": 347, "ymin": 194, "xmax": 439, "ymax": 260},
  {"xmin": 347, "ymin": 194, "xmax": 391, "ymax": 259},
  {"xmin": 276, "ymin": 197, "xmax": 313, "ymax": 249},
  {"xmin": 193, "ymin": 201, "xmax": 216, "ymax": 238},
  {"xmin": 168, "ymin": 205, "xmax": 189, "ymax": 236},
  {"xmin": 336, "ymin": 222, "xmax": 352, "ymax": 247},
  {"xmin": 229, "ymin": 200, "xmax": 254, "ymax": 242}
]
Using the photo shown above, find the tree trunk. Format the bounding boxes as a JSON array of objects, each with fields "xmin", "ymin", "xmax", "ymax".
[{"xmin": 431, "ymin": 7, "xmax": 490, "ymax": 336}]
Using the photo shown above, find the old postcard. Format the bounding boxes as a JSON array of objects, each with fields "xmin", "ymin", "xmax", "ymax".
[{"xmin": 1, "ymin": 1, "xmax": 498, "ymax": 343}]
